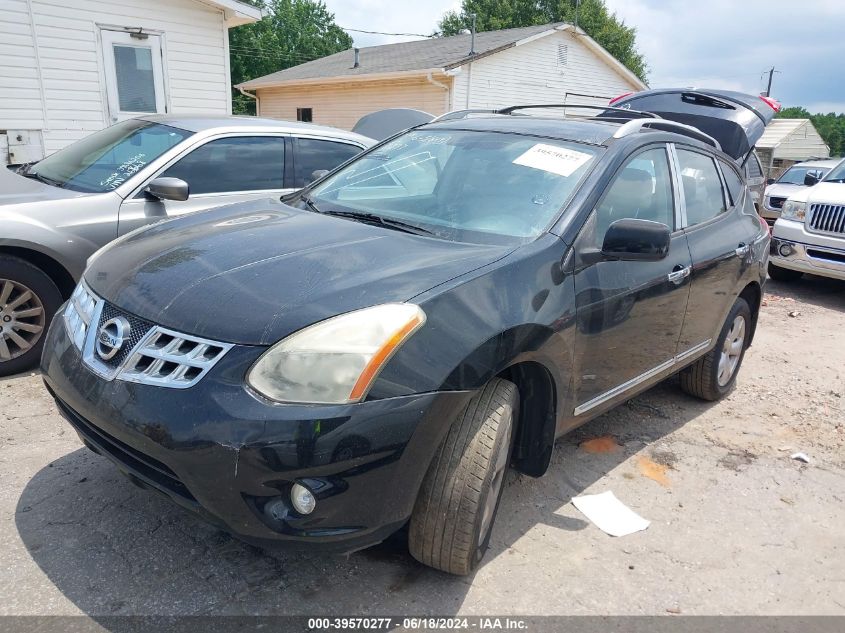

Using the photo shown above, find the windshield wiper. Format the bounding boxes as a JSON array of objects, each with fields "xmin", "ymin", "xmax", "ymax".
[
  {"xmin": 300, "ymin": 193, "xmax": 322, "ymax": 213},
  {"xmin": 22, "ymin": 171, "xmax": 64, "ymax": 188},
  {"xmin": 323, "ymin": 209, "xmax": 434, "ymax": 236}
]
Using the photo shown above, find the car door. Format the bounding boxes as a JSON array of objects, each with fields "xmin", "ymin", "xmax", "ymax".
[
  {"xmin": 292, "ymin": 137, "xmax": 366, "ymax": 188},
  {"xmin": 673, "ymin": 145, "xmax": 757, "ymax": 353},
  {"xmin": 117, "ymin": 135, "xmax": 292, "ymax": 236},
  {"xmin": 571, "ymin": 145, "xmax": 693, "ymax": 414}
]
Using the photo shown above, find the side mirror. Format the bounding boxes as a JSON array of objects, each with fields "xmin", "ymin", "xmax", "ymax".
[
  {"xmin": 804, "ymin": 172, "xmax": 820, "ymax": 187},
  {"xmin": 145, "ymin": 177, "xmax": 189, "ymax": 201},
  {"xmin": 601, "ymin": 218, "xmax": 671, "ymax": 262},
  {"xmin": 310, "ymin": 169, "xmax": 330, "ymax": 183},
  {"xmin": 766, "ymin": 178, "xmax": 776, "ymax": 185}
]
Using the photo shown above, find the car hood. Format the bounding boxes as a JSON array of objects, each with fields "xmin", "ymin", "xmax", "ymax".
[
  {"xmin": 86, "ymin": 199, "xmax": 514, "ymax": 345},
  {"xmin": 785, "ymin": 181, "xmax": 845, "ymax": 205},
  {"xmin": 765, "ymin": 182, "xmax": 803, "ymax": 199},
  {"xmin": 0, "ymin": 165, "xmax": 87, "ymax": 205}
]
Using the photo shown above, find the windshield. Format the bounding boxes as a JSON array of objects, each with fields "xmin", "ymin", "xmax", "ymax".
[
  {"xmin": 30, "ymin": 119, "xmax": 191, "ymax": 193},
  {"xmin": 777, "ymin": 165, "xmax": 831, "ymax": 185},
  {"xmin": 307, "ymin": 129, "xmax": 601, "ymax": 244},
  {"xmin": 824, "ymin": 159, "xmax": 845, "ymax": 182}
]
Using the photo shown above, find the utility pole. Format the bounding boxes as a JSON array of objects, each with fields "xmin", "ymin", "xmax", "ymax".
[{"xmin": 765, "ymin": 67, "xmax": 776, "ymax": 97}]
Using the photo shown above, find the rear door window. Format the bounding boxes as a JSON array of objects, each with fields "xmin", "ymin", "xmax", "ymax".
[
  {"xmin": 294, "ymin": 138, "xmax": 362, "ymax": 188},
  {"xmin": 161, "ymin": 136, "xmax": 285, "ymax": 195},
  {"xmin": 676, "ymin": 149, "xmax": 727, "ymax": 227}
]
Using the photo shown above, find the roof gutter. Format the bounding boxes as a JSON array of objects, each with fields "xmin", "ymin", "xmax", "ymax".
[
  {"xmin": 238, "ymin": 67, "xmax": 447, "ymax": 91},
  {"xmin": 237, "ymin": 86, "xmax": 259, "ymax": 115}
]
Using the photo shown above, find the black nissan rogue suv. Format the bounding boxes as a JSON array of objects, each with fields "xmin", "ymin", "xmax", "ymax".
[{"xmin": 41, "ymin": 89, "xmax": 776, "ymax": 575}]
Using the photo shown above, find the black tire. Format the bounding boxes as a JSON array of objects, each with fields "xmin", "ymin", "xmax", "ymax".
[
  {"xmin": 680, "ymin": 297, "xmax": 752, "ymax": 401},
  {"xmin": 768, "ymin": 261, "xmax": 803, "ymax": 282},
  {"xmin": 408, "ymin": 378, "xmax": 518, "ymax": 575},
  {"xmin": 0, "ymin": 256, "xmax": 63, "ymax": 377}
]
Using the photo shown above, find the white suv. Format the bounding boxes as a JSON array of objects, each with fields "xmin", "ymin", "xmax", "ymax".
[{"xmin": 769, "ymin": 157, "xmax": 845, "ymax": 281}]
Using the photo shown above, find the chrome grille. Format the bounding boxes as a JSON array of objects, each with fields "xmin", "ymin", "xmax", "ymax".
[
  {"xmin": 66, "ymin": 281, "xmax": 232, "ymax": 389},
  {"xmin": 809, "ymin": 203, "xmax": 845, "ymax": 235},
  {"xmin": 94, "ymin": 303, "xmax": 154, "ymax": 369},
  {"xmin": 120, "ymin": 327, "xmax": 230, "ymax": 389},
  {"xmin": 64, "ymin": 282, "xmax": 97, "ymax": 350}
]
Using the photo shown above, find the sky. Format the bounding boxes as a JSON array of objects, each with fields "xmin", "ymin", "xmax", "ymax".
[{"xmin": 322, "ymin": 0, "xmax": 845, "ymax": 114}]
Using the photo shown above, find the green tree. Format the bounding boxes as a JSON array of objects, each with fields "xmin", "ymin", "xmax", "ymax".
[
  {"xmin": 229, "ymin": 0, "xmax": 352, "ymax": 114},
  {"xmin": 776, "ymin": 107, "xmax": 845, "ymax": 157},
  {"xmin": 437, "ymin": 0, "xmax": 647, "ymax": 82}
]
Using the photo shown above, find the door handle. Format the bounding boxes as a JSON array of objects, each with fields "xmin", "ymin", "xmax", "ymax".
[
  {"xmin": 667, "ymin": 265, "xmax": 691, "ymax": 284},
  {"xmin": 735, "ymin": 243, "xmax": 751, "ymax": 258}
]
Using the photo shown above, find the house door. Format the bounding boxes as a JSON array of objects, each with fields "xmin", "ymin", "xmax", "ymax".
[{"xmin": 101, "ymin": 29, "xmax": 166, "ymax": 123}]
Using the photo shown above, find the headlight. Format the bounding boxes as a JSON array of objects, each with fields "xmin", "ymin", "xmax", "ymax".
[
  {"xmin": 781, "ymin": 200, "xmax": 806, "ymax": 221},
  {"xmin": 246, "ymin": 303, "xmax": 426, "ymax": 404}
]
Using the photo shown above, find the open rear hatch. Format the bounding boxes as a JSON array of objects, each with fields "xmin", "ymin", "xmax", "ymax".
[{"xmin": 604, "ymin": 89, "xmax": 781, "ymax": 162}]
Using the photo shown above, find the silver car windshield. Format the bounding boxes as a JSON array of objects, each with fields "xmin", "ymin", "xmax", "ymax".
[
  {"xmin": 824, "ymin": 160, "xmax": 845, "ymax": 183},
  {"xmin": 778, "ymin": 166, "xmax": 830, "ymax": 185},
  {"xmin": 308, "ymin": 129, "xmax": 601, "ymax": 244},
  {"xmin": 30, "ymin": 119, "xmax": 191, "ymax": 193}
]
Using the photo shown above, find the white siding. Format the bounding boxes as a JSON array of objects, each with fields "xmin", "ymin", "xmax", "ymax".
[
  {"xmin": 452, "ymin": 29, "xmax": 640, "ymax": 111},
  {"xmin": 0, "ymin": 0, "xmax": 233, "ymax": 160},
  {"xmin": 776, "ymin": 122, "xmax": 830, "ymax": 161}
]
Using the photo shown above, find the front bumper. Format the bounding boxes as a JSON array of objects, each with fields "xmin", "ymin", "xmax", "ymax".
[
  {"xmin": 770, "ymin": 218, "xmax": 845, "ymax": 281},
  {"xmin": 41, "ymin": 314, "xmax": 473, "ymax": 552}
]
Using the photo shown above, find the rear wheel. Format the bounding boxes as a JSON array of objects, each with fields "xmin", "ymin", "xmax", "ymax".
[
  {"xmin": 680, "ymin": 297, "xmax": 751, "ymax": 401},
  {"xmin": 408, "ymin": 378, "xmax": 518, "ymax": 575},
  {"xmin": 0, "ymin": 256, "xmax": 62, "ymax": 377},
  {"xmin": 768, "ymin": 261, "xmax": 803, "ymax": 282}
]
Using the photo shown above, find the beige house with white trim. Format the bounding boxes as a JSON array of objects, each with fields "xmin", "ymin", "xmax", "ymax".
[
  {"xmin": 0, "ymin": 0, "xmax": 261, "ymax": 164},
  {"xmin": 756, "ymin": 118, "xmax": 831, "ymax": 180},
  {"xmin": 238, "ymin": 23, "xmax": 647, "ymax": 131}
]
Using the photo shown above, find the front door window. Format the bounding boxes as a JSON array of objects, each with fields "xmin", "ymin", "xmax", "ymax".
[{"xmin": 101, "ymin": 30, "xmax": 166, "ymax": 123}]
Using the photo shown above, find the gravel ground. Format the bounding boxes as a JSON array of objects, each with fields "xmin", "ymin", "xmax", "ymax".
[{"xmin": 1, "ymin": 275, "xmax": 843, "ymax": 618}]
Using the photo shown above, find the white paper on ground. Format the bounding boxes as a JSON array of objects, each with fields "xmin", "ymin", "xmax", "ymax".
[
  {"xmin": 512, "ymin": 143, "xmax": 592, "ymax": 177},
  {"xmin": 571, "ymin": 491, "xmax": 650, "ymax": 537}
]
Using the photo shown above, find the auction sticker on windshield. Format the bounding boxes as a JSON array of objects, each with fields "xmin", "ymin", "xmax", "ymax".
[{"xmin": 513, "ymin": 143, "xmax": 592, "ymax": 177}]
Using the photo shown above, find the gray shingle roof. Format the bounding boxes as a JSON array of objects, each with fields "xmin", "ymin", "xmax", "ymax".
[{"xmin": 238, "ymin": 23, "xmax": 568, "ymax": 88}]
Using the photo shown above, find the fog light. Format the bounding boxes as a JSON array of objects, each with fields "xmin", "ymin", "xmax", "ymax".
[
  {"xmin": 291, "ymin": 483, "xmax": 316, "ymax": 515},
  {"xmin": 779, "ymin": 243, "xmax": 794, "ymax": 257}
]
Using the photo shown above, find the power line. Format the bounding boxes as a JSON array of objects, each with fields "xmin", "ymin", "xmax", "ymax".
[{"xmin": 339, "ymin": 26, "xmax": 436, "ymax": 38}]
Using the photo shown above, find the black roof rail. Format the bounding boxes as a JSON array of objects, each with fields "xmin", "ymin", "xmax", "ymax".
[{"xmin": 495, "ymin": 103, "xmax": 662, "ymax": 119}]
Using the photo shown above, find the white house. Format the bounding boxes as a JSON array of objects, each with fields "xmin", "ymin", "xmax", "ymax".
[
  {"xmin": 0, "ymin": 0, "xmax": 261, "ymax": 164},
  {"xmin": 756, "ymin": 118, "xmax": 831, "ymax": 179},
  {"xmin": 237, "ymin": 23, "xmax": 647, "ymax": 131}
]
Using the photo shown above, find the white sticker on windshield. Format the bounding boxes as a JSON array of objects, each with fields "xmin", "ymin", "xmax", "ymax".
[{"xmin": 513, "ymin": 143, "xmax": 592, "ymax": 177}]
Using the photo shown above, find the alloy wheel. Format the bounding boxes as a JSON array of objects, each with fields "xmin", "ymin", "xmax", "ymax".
[
  {"xmin": 0, "ymin": 279, "xmax": 46, "ymax": 362},
  {"xmin": 717, "ymin": 315, "xmax": 746, "ymax": 387}
]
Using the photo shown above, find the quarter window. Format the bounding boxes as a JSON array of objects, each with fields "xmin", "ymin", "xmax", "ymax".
[
  {"xmin": 676, "ymin": 149, "xmax": 727, "ymax": 227},
  {"xmin": 294, "ymin": 138, "xmax": 361, "ymax": 188},
  {"xmin": 160, "ymin": 136, "xmax": 285, "ymax": 195},
  {"xmin": 594, "ymin": 147, "xmax": 675, "ymax": 238},
  {"xmin": 719, "ymin": 160, "xmax": 744, "ymax": 206}
]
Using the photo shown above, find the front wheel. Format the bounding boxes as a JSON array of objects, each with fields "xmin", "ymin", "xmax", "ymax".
[
  {"xmin": 408, "ymin": 378, "xmax": 518, "ymax": 575},
  {"xmin": 680, "ymin": 297, "xmax": 751, "ymax": 401},
  {"xmin": 0, "ymin": 256, "xmax": 62, "ymax": 377}
]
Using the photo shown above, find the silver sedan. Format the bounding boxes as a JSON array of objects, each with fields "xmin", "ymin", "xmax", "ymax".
[{"xmin": 0, "ymin": 115, "xmax": 374, "ymax": 375}]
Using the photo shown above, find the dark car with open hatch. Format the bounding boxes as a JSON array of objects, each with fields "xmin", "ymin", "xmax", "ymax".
[{"xmin": 41, "ymin": 89, "xmax": 776, "ymax": 575}]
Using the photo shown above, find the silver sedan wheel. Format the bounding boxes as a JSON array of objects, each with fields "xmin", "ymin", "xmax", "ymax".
[
  {"xmin": 0, "ymin": 279, "xmax": 46, "ymax": 362},
  {"xmin": 717, "ymin": 315, "xmax": 746, "ymax": 387},
  {"xmin": 479, "ymin": 414, "xmax": 513, "ymax": 544}
]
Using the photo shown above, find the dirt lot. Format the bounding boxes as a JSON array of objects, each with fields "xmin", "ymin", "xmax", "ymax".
[{"xmin": 1, "ymin": 275, "xmax": 843, "ymax": 618}]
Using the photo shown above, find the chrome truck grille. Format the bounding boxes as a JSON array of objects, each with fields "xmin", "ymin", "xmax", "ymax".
[
  {"xmin": 809, "ymin": 203, "xmax": 845, "ymax": 235},
  {"xmin": 63, "ymin": 281, "xmax": 232, "ymax": 389}
]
